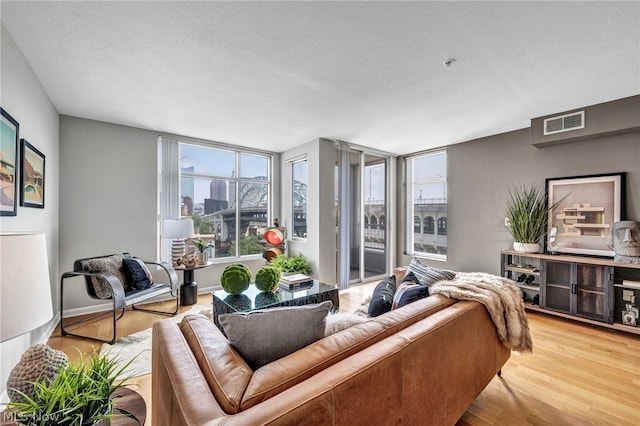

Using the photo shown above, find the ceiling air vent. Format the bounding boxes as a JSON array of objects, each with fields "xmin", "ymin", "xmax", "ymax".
[{"xmin": 543, "ymin": 111, "xmax": 585, "ymax": 135}]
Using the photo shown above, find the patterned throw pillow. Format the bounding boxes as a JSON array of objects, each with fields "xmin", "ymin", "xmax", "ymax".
[
  {"xmin": 122, "ymin": 258, "xmax": 154, "ymax": 291},
  {"xmin": 392, "ymin": 272, "xmax": 429, "ymax": 310},
  {"xmin": 367, "ymin": 275, "xmax": 397, "ymax": 317},
  {"xmin": 407, "ymin": 257, "xmax": 456, "ymax": 286},
  {"xmin": 85, "ymin": 254, "xmax": 127, "ymax": 298}
]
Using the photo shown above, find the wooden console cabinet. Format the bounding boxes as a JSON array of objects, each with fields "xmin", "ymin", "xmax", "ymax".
[{"xmin": 501, "ymin": 250, "xmax": 640, "ymax": 335}]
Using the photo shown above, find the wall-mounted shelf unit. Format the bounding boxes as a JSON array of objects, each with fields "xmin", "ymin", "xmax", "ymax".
[{"xmin": 501, "ymin": 250, "xmax": 640, "ymax": 335}]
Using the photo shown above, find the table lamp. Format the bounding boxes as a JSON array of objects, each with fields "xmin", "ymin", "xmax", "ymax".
[
  {"xmin": 163, "ymin": 218, "xmax": 195, "ymax": 265},
  {"xmin": 0, "ymin": 232, "xmax": 54, "ymax": 342}
]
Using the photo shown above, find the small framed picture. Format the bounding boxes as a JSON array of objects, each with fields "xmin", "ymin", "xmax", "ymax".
[{"xmin": 20, "ymin": 139, "xmax": 45, "ymax": 208}]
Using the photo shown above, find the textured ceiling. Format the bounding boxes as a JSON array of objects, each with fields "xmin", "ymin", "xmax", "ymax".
[{"xmin": 2, "ymin": 1, "xmax": 639, "ymax": 155}]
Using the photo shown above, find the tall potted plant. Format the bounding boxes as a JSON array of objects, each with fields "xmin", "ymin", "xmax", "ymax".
[{"xmin": 505, "ymin": 184, "xmax": 554, "ymax": 253}]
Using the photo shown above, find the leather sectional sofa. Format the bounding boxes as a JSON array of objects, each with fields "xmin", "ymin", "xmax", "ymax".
[{"xmin": 151, "ymin": 279, "xmax": 511, "ymax": 425}]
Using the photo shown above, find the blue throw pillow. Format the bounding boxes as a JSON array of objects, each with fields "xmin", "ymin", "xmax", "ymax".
[
  {"xmin": 367, "ymin": 275, "xmax": 396, "ymax": 317},
  {"xmin": 122, "ymin": 258, "xmax": 153, "ymax": 291},
  {"xmin": 392, "ymin": 282, "xmax": 429, "ymax": 310}
]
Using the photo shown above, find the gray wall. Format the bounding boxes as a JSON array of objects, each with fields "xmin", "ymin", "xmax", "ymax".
[
  {"xmin": 0, "ymin": 23, "xmax": 60, "ymax": 398},
  {"xmin": 398, "ymin": 122, "xmax": 640, "ymax": 274},
  {"xmin": 59, "ymin": 116, "xmax": 160, "ymax": 312},
  {"xmin": 59, "ymin": 116, "xmax": 269, "ymax": 315}
]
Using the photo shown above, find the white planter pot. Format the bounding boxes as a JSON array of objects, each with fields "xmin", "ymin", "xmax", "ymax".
[
  {"xmin": 197, "ymin": 252, "xmax": 209, "ymax": 265},
  {"xmin": 513, "ymin": 242, "xmax": 540, "ymax": 253}
]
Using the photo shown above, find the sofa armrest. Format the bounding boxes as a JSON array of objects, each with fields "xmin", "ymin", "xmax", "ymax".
[
  {"xmin": 393, "ymin": 266, "xmax": 408, "ymax": 283},
  {"xmin": 152, "ymin": 318, "xmax": 228, "ymax": 426}
]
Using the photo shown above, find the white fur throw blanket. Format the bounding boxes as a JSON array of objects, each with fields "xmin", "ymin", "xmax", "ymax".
[{"xmin": 430, "ymin": 272, "xmax": 533, "ymax": 353}]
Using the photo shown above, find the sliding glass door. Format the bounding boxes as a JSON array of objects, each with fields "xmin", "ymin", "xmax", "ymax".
[{"xmin": 337, "ymin": 144, "xmax": 391, "ymax": 288}]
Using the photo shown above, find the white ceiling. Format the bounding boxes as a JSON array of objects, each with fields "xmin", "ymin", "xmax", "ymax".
[{"xmin": 2, "ymin": 1, "xmax": 639, "ymax": 155}]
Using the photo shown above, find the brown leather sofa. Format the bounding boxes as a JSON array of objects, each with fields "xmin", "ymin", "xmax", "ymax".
[{"xmin": 152, "ymin": 283, "xmax": 511, "ymax": 425}]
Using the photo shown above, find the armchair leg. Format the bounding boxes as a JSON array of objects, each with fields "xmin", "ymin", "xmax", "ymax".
[
  {"xmin": 60, "ymin": 308, "xmax": 123, "ymax": 345},
  {"xmin": 60, "ymin": 275, "xmax": 122, "ymax": 344}
]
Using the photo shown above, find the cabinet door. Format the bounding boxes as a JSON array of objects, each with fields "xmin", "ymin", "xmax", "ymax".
[
  {"xmin": 543, "ymin": 261, "xmax": 572, "ymax": 314},
  {"xmin": 575, "ymin": 264, "xmax": 611, "ymax": 322}
]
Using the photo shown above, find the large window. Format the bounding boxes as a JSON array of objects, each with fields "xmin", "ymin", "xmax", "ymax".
[
  {"xmin": 406, "ymin": 150, "xmax": 447, "ymax": 260},
  {"xmin": 179, "ymin": 143, "xmax": 271, "ymax": 259}
]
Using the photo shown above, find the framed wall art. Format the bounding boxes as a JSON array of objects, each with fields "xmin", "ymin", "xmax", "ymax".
[
  {"xmin": 20, "ymin": 139, "xmax": 45, "ymax": 208},
  {"xmin": 546, "ymin": 172, "xmax": 625, "ymax": 257},
  {"xmin": 0, "ymin": 107, "xmax": 19, "ymax": 216}
]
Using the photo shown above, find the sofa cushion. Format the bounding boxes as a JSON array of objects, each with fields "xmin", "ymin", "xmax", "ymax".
[
  {"xmin": 85, "ymin": 254, "xmax": 127, "ymax": 298},
  {"xmin": 122, "ymin": 258, "xmax": 154, "ymax": 291},
  {"xmin": 179, "ymin": 314, "xmax": 252, "ymax": 414},
  {"xmin": 219, "ymin": 301, "xmax": 332, "ymax": 370},
  {"xmin": 407, "ymin": 257, "xmax": 456, "ymax": 286},
  {"xmin": 367, "ymin": 275, "xmax": 397, "ymax": 317}
]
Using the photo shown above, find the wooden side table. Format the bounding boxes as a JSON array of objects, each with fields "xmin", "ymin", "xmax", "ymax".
[
  {"xmin": 112, "ymin": 388, "xmax": 147, "ymax": 425},
  {"xmin": 174, "ymin": 261, "xmax": 213, "ymax": 306}
]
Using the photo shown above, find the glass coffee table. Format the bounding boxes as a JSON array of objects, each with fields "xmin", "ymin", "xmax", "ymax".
[{"xmin": 212, "ymin": 281, "xmax": 339, "ymax": 332}]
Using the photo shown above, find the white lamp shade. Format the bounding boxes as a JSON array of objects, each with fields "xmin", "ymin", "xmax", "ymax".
[
  {"xmin": 162, "ymin": 218, "xmax": 195, "ymax": 239},
  {"xmin": 0, "ymin": 232, "xmax": 54, "ymax": 342}
]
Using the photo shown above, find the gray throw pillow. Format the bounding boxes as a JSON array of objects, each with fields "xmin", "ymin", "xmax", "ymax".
[
  {"xmin": 407, "ymin": 257, "xmax": 456, "ymax": 286},
  {"xmin": 219, "ymin": 301, "xmax": 332, "ymax": 370}
]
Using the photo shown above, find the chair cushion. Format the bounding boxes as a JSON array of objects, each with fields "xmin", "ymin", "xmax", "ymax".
[
  {"xmin": 219, "ymin": 301, "xmax": 332, "ymax": 370},
  {"xmin": 122, "ymin": 258, "xmax": 154, "ymax": 291},
  {"xmin": 85, "ymin": 254, "xmax": 127, "ymax": 298}
]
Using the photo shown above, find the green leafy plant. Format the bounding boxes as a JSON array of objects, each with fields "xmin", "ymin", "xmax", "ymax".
[
  {"xmin": 270, "ymin": 254, "xmax": 312, "ymax": 275},
  {"xmin": 254, "ymin": 265, "xmax": 280, "ymax": 292},
  {"xmin": 220, "ymin": 263, "xmax": 252, "ymax": 294},
  {"xmin": 192, "ymin": 238, "xmax": 213, "ymax": 253},
  {"xmin": 5, "ymin": 349, "xmax": 138, "ymax": 426},
  {"xmin": 505, "ymin": 184, "xmax": 560, "ymax": 244}
]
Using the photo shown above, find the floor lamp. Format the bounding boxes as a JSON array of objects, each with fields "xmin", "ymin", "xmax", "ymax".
[
  {"xmin": 162, "ymin": 218, "xmax": 195, "ymax": 265},
  {"xmin": 0, "ymin": 232, "xmax": 54, "ymax": 343}
]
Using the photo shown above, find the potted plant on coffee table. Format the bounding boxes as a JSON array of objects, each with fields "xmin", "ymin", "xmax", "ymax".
[{"xmin": 505, "ymin": 184, "xmax": 559, "ymax": 253}]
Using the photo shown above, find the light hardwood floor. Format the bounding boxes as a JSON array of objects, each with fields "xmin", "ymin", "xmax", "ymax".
[{"xmin": 47, "ymin": 284, "xmax": 640, "ymax": 425}]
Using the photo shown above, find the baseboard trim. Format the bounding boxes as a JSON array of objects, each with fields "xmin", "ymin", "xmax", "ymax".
[{"xmin": 62, "ymin": 287, "xmax": 220, "ymax": 318}]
